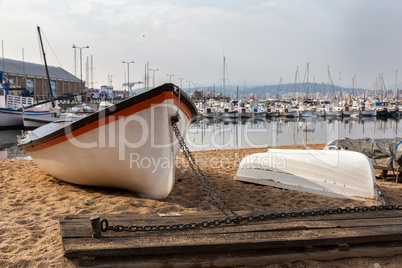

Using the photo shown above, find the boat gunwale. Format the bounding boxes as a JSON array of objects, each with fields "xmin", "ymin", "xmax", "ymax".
[
  {"xmin": 0, "ymin": 107, "xmax": 51, "ymax": 114},
  {"xmin": 19, "ymin": 83, "xmax": 197, "ymax": 150}
]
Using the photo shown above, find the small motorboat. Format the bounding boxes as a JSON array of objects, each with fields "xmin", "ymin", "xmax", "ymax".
[
  {"xmin": 19, "ymin": 83, "xmax": 198, "ymax": 199},
  {"xmin": 234, "ymin": 149, "xmax": 383, "ymax": 203}
]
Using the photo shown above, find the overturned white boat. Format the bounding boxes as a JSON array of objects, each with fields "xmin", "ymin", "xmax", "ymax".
[
  {"xmin": 19, "ymin": 84, "xmax": 198, "ymax": 199},
  {"xmin": 234, "ymin": 149, "xmax": 382, "ymax": 202}
]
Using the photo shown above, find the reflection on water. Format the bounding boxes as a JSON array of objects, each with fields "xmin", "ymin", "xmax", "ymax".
[
  {"xmin": 186, "ymin": 117, "xmax": 402, "ymax": 151},
  {"xmin": 0, "ymin": 117, "xmax": 401, "ymax": 159}
]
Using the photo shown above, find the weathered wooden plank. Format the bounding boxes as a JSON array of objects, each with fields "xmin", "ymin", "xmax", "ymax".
[
  {"xmin": 59, "ymin": 209, "xmax": 402, "ymax": 234},
  {"xmin": 60, "ymin": 216, "xmax": 402, "ymax": 240},
  {"xmin": 60, "ymin": 209, "xmax": 402, "ymax": 239},
  {"xmin": 76, "ymin": 246, "xmax": 402, "ymax": 267},
  {"xmin": 70, "ymin": 246, "xmax": 402, "ymax": 268},
  {"xmin": 60, "ymin": 208, "xmax": 402, "ymax": 224},
  {"xmin": 60, "ymin": 209, "xmax": 402, "ymax": 260},
  {"xmin": 62, "ymin": 224, "xmax": 402, "ymax": 257}
]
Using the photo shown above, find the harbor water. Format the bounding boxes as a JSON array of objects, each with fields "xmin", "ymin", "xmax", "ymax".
[
  {"xmin": 186, "ymin": 116, "xmax": 401, "ymax": 151},
  {"xmin": 0, "ymin": 117, "xmax": 401, "ymax": 159}
]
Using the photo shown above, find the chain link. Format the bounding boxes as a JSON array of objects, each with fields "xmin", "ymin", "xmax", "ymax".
[
  {"xmin": 100, "ymin": 120, "xmax": 402, "ymax": 233},
  {"xmin": 172, "ymin": 122, "xmax": 239, "ymax": 219}
]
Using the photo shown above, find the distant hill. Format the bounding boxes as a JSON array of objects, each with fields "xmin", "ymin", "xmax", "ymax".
[
  {"xmin": 195, "ymin": 83, "xmax": 375, "ymax": 99},
  {"xmin": 133, "ymin": 83, "xmax": 395, "ymax": 99}
]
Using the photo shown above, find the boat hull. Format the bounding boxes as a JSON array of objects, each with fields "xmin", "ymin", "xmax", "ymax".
[
  {"xmin": 0, "ymin": 108, "xmax": 51, "ymax": 128},
  {"xmin": 361, "ymin": 109, "xmax": 376, "ymax": 117},
  {"xmin": 221, "ymin": 111, "xmax": 239, "ymax": 119},
  {"xmin": 253, "ymin": 112, "xmax": 266, "ymax": 118},
  {"xmin": 282, "ymin": 111, "xmax": 298, "ymax": 117},
  {"xmin": 19, "ymin": 84, "xmax": 197, "ymax": 199},
  {"xmin": 325, "ymin": 109, "xmax": 343, "ymax": 117},
  {"xmin": 200, "ymin": 112, "xmax": 215, "ymax": 118},
  {"xmin": 298, "ymin": 110, "xmax": 313, "ymax": 117},
  {"xmin": 266, "ymin": 111, "xmax": 279, "ymax": 117},
  {"xmin": 234, "ymin": 149, "xmax": 381, "ymax": 202},
  {"xmin": 239, "ymin": 113, "xmax": 252, "ymax": 118}
]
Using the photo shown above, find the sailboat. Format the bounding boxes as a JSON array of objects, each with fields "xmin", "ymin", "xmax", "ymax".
[
  {"xmin": 237, "ymin": 100, "xmax": 252, "ymax": 118},
  {"xmin": 218, "ymin": 56, "xmax": 238, "ymax": 119},
  {"xmin": 0, "ymin": 74, "xmax": 51, "ymax": 128},
  {"xmin": 324, "ymin": 66, "xmax": 343, "ymax": 117},
  {"xmin": 22, "ymin": 27, "xmax": 86, "ymax": 129},
  {"xmin": 297, "ymin": 63, "xmax": 313, "ymax": 117}
]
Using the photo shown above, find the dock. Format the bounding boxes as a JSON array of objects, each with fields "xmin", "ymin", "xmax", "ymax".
[{"xmin": 60, "ymin": 208, "xmax": 402, "ymax": 267}]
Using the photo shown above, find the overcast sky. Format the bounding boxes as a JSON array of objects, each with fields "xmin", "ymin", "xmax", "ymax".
[{"xmin": 1, "ymin": 0, "xmax": 402, "ymax": 91}]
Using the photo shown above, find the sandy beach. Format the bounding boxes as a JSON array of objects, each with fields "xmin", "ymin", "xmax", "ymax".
[{"xmin": 1, "ymin": 144, "xmax": 402, "ymax": 267}]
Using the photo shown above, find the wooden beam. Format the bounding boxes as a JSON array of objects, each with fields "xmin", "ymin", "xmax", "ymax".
[{"xmin": 60, "ymin": 209, "xmax": 402, "ymax": 265}]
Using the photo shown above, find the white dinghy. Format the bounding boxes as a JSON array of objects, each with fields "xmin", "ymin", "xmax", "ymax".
[
  {"xmin": 19, "ymin": 84, "xmax": 198, "ymax": 199},
  {"xmin": 234, "ymin": 149, "xmax": 383, "ymax": 203}
]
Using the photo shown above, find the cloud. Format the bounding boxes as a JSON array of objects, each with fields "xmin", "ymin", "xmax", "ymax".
[
  {"xmin": 70, "ymin": 1, "xmax": 94, "ymax": 15},
  {"xmin": 1, "ymin": 0, "xmax": 402, "ymax": 89}
]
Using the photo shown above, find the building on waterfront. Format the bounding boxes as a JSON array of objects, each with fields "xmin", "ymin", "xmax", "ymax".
[
  {"xmin": 191, "ymin": 90, "xmax": 203, "ymax": 99},
  {"xmin": 0, "ymin": 57, "xmax": 84, "ymax": 100}
]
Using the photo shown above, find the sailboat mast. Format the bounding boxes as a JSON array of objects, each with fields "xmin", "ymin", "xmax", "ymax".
[
  {"xmin": 223, "ymin": 56, "xmax": 225, "ymax": 103},
  {"xmin": 327, "ymin": 66, "xmax": 330, "ymax": 100},
  {"xmin": 306, "ymin": 63, "xmax": 309, "ymax": 101},
  {"xmin": 277, "ymin": 76, "xmax": 282, "ymax": 100},
  {"xmin": 91, "ymin": 55, "xmax": 94, "ymax": 89},
  {"xmin": 395, "ymin": 70, "xmax": 399, "ymax": 103},
  {"xmin": 339, "ymin": 72, "xmax": 343, "ymax": 99},
  {"xmin": 37, "ymin": 26, "xmax": 55, "ymax": 108},
  {"xmin": 395, "ymin": 70, "xmax": 398, "ymax": 100},
  {"xmin": 294, "ymin": 67, "xmax": 298, "ymax": 99},
  {"xmin": 2, "ymin": 40, "xmax": 4, "ymax": 74}
]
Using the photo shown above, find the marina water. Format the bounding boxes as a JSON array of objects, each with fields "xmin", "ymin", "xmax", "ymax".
[
  {"xmin": 186, "ymin": 117, "xmax": 401, "ymax": 151},
  {"xmin": 1, "ymin": 117, "xmax": 401, "ymax": 159}
]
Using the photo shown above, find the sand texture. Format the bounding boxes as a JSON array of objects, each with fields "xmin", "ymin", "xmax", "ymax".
[{"xmin": 1, "ymin": 144, "xmax": 402, "ymax": 267}]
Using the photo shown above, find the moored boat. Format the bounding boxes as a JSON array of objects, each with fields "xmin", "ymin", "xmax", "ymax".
[
  {"xmin": 298, "ymin": 109, "xmax": 313, "ymax": 117},
  {"xmin": 252, "ymin": 108, "xmax": 266, "ymax": 118},
  {"xmin": 19, "ymin": 83, "xmax": 198, "ymax": 199},
  {"xmin": 0, "ymin": 107, "xmax": 51, "ymax": 128},
  {"xmin": 279, "ymin": 106, "xmax": 298, "ymax": 117},
  {"xmin": 234, "ymin": 149, "xmax": 382, "ymax": 202},
  {"xmin": 296, "ymin": 103, "xmax": 313, "ymax": 117},
  {"xmin": 266, "ymin": 110, "xmax": 280, "ymax": 117},
  {"xmin": 219, "ymin": 105, "xmax": 239, "ymax": 119},
  {"xmin": 265, "ymin": 105, "xmax": 279, "ymax": 117},
  {"xmin": 237, "ymin": 101, "xmax": 252, "ymax": 118},
  {"xmin": 324, "ymin": 106, "xmax": 343, "ymax": 117},
  {"xmin": 198, "ymin": 105, "xmax": 216, "ymax": 118},
  {"xmin": 342, "ymin": 106, "xmax": 360, "ymax": 117},
  {"xmin": 0, "ymin": 87, "xmax": 51, "ymax": 128},
  {"xmin": 23, "ymin": 112, "xmax": 85, "ymax": 129},
  {"xmin": 360, "ymin": 106, "xmax": 377, "ymax": 117}
]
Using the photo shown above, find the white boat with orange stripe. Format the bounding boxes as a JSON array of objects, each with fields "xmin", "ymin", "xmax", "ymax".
[{"xmin": 19, "ymin": 83, "xmax": 198, "ymax": 199}]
